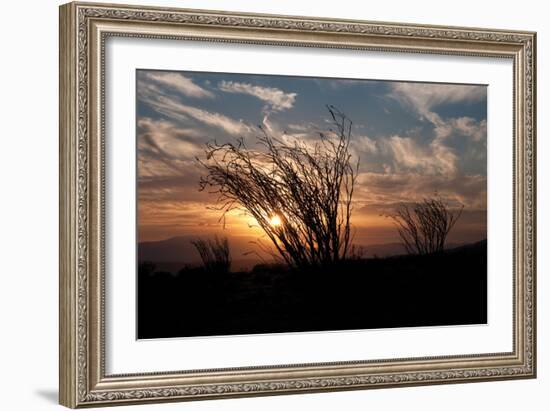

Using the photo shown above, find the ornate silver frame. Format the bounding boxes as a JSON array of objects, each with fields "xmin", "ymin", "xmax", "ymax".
[{"xmin": 59, "ymin": 2, "xmax": 536, "ymax": 408}]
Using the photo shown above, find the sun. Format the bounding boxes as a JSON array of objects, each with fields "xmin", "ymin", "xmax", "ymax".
[{"xmin": 269, "ymin": 215, "xmax": 282, "ymax": 227}]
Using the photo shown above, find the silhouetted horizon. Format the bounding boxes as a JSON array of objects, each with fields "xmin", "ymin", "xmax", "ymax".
[{"xmin": 138, "ymin": 235, "xmax": 487, "ymax": 272}]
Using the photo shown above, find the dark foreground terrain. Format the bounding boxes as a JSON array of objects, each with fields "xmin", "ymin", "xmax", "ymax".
[{"xmin": 137, "ymin": 240, "xmax": 487, "ymax": 339}]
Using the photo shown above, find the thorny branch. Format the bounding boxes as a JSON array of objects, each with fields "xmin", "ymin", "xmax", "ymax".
[
  {"xmin": 197, "ymin": 105, "xmax": 359, "ymax": 269},
  {"xmin": 387, "ymin": 195, "xmax": 463, "ymax": 255}
]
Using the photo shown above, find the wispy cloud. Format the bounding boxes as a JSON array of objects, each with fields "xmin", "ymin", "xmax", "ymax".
[
  {"xmin": 138, "ymin": 118, "xmax": 204, "ymax": 159},
  {"xmin": 145, "ymin": 72, "xmax": 215, "ymax": 99},
  {"xmin": 138, "ymin": 81, "xmax": 254, "ymax": 136},
  {"xmin": 448, "ymin": 117, "xmax": 487, "ymax": 142},
  {"xmin": 382, "ymin": 135, "xmax": 458, "ymax": 176},
  {"xmin": 353, "ymin": 135, "xmax": 378, "ymax": 156},
  {"xmin": 356, "ymin": 171, "xmax": 486, "ymax": 211},
  {"xmin": 218, "ymin": 81, "xmax": 297, "ymax": 112},
  {"xmin": 389, "ymin": 82, "xmax": 486, "ymax": 117},
  {"xmin": 137, "ymin": 117, "xmax": 205, "ymax": 180},
  {"xmin": 383, "ymin": 82, "xmax": 487, "ymax": 179},
  {"xmin": 174, "ymin": 103, "xmax": 253, "ymax": 136}
]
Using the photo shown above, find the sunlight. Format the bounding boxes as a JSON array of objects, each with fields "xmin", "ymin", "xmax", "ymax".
[{"xmin": 269, "ymin": 215, "xmax": 282, "ymax": 227}]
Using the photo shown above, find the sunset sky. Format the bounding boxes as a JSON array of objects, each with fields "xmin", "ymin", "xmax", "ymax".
[{"xmin": 137, "ymin": 69, "xmax": 487, "ymax": 263}]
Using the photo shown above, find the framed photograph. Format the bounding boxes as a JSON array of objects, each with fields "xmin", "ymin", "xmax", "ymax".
[{"xmin": 59, "ymin": 2, "xmax": 537, "ymax": 408}]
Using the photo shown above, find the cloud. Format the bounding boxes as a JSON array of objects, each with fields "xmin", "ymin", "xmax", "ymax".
[
  {"xmin": 355, "ymin": 171, "xmax": 486, "ymax": 211},
  {"xmin": 137, "ymin": 117, "xmax": 206, "ymax": 180},
  {"xmin": 138, "ymin": 83, "xmax": 254, "ymax": 136},
  {"xmin": 138, "ymin": 118, "xmax": 204, "ymax": 159},
  {"xmin": 382, "ymin": 82, "xmax": 487, "ymax": 178},
  {"xmin": 349, "ymin": 131, "xmax": 461, "ymax": 178},
  {"xmin": 286, "ymin": 123, "xmax": 312, "ymax": 132},
  {"xmin": 218, "ymin": 81, "xmax": 297, "ymax": 112},
  {"xmin": 174, "ymin": 103, "xmax": 253, "ymax": 136},
  {"xmin": 145, "ymin": 72, "xmax": 215, "ymax": 99},
  {"xmin": 381, "ymin": 135, "xmax": 458, "ymax": 176},
  {"xmin": 449, "ymin": 117, "xmax": 487, "ymax": 142},
  {"xmin": 389, "ymin": 82, "xmax": 486, "ymax": 118},
  {"xmin": 353, "ymin": 135, "xmax": 378, "ymax": 155},
  {"xmin": 423, "ymin": 111, "xmax": 487, "ymax": 144}
]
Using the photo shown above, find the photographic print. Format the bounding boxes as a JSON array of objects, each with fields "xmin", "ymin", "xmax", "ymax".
[{"xmin": 136, "ymin": 69, "xmax": 488, "ymax": 339}]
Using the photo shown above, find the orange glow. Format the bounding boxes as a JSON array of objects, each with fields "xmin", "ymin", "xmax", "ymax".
[{"xmin": 269, "ymin": 215, "xmax": 282, "ymax": 227}]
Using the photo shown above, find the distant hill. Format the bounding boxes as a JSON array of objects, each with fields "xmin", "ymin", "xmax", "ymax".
[
  {"xmin": 359, "ymin": 242, "xmax": 405, "ymax": 258},
  {"xmin": 138, "ymin": 235, "xmax": 199, "ymax": 263},
  {"xmin": 138, "ymin": 235, "xmax": 477, "ymax": 264},
  {"xmin": 444, "ymin": 239, "xmax": 487, "ymax": 254},
  {"xmin": 138, "ymin": 235, "xmax": 270, "ymax": 272},
  {"xmin": 138, "ymin": 236, "xmax": 413, "ymax": 265},
  {"xmin": 359, "ymin": 240, "xmax": 478, "ymax": 258}
]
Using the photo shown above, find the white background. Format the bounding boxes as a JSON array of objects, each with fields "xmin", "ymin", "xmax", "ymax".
[{"xmin": 0, "ymin": 0, "xmax": 546, "ymax": 410}]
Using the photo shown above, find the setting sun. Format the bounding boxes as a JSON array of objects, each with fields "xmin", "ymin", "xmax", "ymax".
[{"xmin": 269, "ymin": 215, "xmax": 282, "ymax": 227}]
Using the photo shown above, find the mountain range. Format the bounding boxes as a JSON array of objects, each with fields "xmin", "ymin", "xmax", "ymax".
[{"xmin": 138, "ymin": 235, "xmax": 471, "ymax": 273}]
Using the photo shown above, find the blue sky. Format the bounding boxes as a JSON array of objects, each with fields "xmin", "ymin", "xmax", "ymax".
[{"xmin": 136, "ymin": 69, "xmax": 487, "ymax": 258}]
